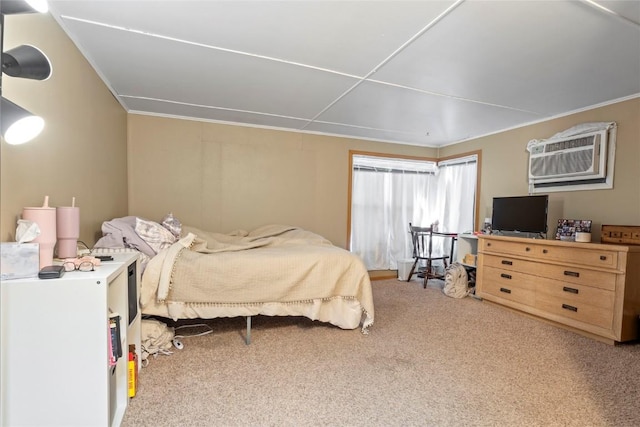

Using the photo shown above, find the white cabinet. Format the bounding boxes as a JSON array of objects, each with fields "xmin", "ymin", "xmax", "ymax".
[
  {"xmin": 455, "ymin": 233, "xmax": 479, "ymax": 288},
  {"xmin": 1, "ymin": 252, "xmax": 140, "ymax": 427}
]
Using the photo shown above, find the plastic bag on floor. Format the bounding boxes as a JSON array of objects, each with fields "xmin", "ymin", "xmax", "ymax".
[{"xmin": 141, "ymin": 318, "xmax": 175, "ymax": 364}]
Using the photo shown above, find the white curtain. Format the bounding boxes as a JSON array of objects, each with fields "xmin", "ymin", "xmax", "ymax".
[
  {"xmin": 351, "ymin": 155, "xmax": 477, "ymax": 270},
  {"xmin": 434, "ymin": 157, "xmax": 477, "ymax": 234}
]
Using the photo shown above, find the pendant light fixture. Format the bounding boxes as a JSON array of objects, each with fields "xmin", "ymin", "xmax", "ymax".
[
  {"xmin": 3, "ymin": 44, "xmax": 52, "ymax": 80},
  {"xmin": 1, "ymin": 96, "xmax": 45, "ymax": 145},
  {"xmin": 1, "ymin": 0, "xmax": 48, "ymax": 15},
  {"xmin": 1, "ymin": 0, "xmax": 51, "ymax": 145}
]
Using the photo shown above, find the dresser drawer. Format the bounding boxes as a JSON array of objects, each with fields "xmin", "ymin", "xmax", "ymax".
[
  {"xmin": 536, "ymin": 245, "xmax": 618, "ymax": 269},
  {"xmin": 536, "ymin": 278, "xmax": 615, "ymax": 311},
  {"xmin": 481, "ymin": 238, "xmax": 618, "ymax": 269},
  {"xmin": 536, "ymin": 293, "xmax": 613, "ymax": 330},
  {"xmin": 483, "ymin": 255, "xmax": 616, "ymax": 291},
  {"xmin": 481, "ymin": 266, "xmax": 536, "ymax": 306},
  {"xmin": 481, "ymin": 239, "xmax": 536, "ymax": 257}
]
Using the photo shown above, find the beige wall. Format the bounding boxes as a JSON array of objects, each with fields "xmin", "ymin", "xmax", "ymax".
[
  {"xmin": 128, "ymin": 115, "xmax": 435, "ymax": 248},
  {"xmin": 439, "ymin": 97, "xmax": 640, "ymax": 241},
  {"xmin": 1, "ymin": 13, "xmax": 128, "ymax": 245},
  {"xmin": 129, "ymin": 97, "xmax": 639, "ymax": 248}
]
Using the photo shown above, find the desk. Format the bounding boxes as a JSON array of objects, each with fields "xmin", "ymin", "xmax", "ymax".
[
  {"xmin": 432, "ymin": 231, "xmax": 458, "ymax": 264},
  {"xmin": 410, "ymin": 230, "xmax": 458, "ymax": 282}
]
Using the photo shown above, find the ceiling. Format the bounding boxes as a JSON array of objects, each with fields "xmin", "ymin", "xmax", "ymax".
[{"xmin": 47, "ymin": 0, "xmax": 640, "ymax": 148}]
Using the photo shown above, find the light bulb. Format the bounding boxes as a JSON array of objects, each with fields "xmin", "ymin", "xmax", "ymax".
[
  {"xmin": 25, "ymin": 0, "xmax": 48, "ymax": 13},
  {"xmin": 4, "ymin": 115, "xmax": 45, "ymax": 145}
]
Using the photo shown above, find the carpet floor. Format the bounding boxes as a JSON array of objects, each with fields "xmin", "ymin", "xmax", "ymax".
[{"xmin": 122, "ymin": 278, "xmax": 640, "ymax": 427}]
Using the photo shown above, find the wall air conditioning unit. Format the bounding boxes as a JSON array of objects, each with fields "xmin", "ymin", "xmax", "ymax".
[
  {"xmin": 528, "ymin": 129, "xmax": 607, "ymax": 183},
  {"xmin": 527, "ymin": 122, "xmax": 616, "ymax": 193}
]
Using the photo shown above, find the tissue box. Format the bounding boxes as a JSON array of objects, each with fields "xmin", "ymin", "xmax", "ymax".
[{"xmin": 0, "ymin": 243, "xmax": 40, "ymax": 280}]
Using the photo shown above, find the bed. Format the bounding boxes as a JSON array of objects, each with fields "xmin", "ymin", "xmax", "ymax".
[{"xmin": 95, "ymin": 218, "xmax": 374, "ymax": 340}]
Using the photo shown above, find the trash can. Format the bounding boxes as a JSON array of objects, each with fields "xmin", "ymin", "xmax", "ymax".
[{"xmin": 397, "ymin": 259, "xmax": 415, "ymax": 281}]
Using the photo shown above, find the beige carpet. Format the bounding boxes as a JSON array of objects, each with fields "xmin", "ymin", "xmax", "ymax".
[{"xmin": 122, "ymin": 278, "xmax": 640, "ymax": 427}]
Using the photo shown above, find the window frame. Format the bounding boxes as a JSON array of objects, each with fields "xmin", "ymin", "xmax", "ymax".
[{"xmin": 346, "ymin": 149, "xmax": 482, "ymax": 253}]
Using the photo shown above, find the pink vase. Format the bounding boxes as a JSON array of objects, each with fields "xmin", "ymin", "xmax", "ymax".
[
  {"xmin": 22, "ymin": 196, "xmax": 57, "ymax": 268},
  {"xmin": 56, "ymin": 206, "xmax": 80, "ymax": 258}
]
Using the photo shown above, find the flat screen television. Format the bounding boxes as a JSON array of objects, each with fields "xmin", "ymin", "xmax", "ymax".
[{"xmin": 491, "ymin": 195, "xmax": 549, "ymax": 234}]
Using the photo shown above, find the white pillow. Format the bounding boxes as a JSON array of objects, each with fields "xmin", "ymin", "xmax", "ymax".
[
  {"xmin": 161, "ymin": 212, "xmax": 182, "ymax": 237},
  {"xmin": 135, "ymin": 218, "xmax": 177, "ymax": 254}
]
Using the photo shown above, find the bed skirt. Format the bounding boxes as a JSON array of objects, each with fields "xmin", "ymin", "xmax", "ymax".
[{"xmin": 142, "ymin": 296, "xmax": 373, "ymax": 333}]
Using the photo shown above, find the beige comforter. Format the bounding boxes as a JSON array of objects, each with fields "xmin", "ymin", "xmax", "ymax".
[{"xmin": 140, "ymin": 225, "xmax": 374, "ymax": 333}]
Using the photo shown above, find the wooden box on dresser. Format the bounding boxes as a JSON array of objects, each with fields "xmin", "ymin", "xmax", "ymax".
[
  {"xmin": 0, "ymin": 252, "xmax": 141, "ymax": 427},
  {"xmin": 476, "ymin": 235, "xmax": 640, "ymax": 345}
]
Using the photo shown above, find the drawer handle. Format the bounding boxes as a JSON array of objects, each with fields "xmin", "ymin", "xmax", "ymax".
[
  {"xmin": 562, "ymin": 286, "xmax": 579, "ymax": 294},
  {"xmin": 501, "ymin": 260, "xmax": 513, "ymax": 265},
  {"xmin": 563, "ymin": 270, "xmax": 580, "ymax": 278},
  {"xmin": 500, "ymin": 273, "xmax": 512, "ymax": 280},
  {"xmin": 525, "ymin": 247, "xmax": 531, "ymax": 252},
  {"xmin": 600, "ymin": 255, "xmax": 607, "ymax": 261},
  {"xmin": 562, "ymin": 303, "xmax": 578, "ymax": 312},
  {"xmin": 542, "ymin": 249, "xmax": 548, "ymax": 254},
  {"xmin": 500, "ymin": 287, "xmax": 512, "ymax": 294}
]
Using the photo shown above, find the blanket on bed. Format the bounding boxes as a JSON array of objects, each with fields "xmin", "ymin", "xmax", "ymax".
[{"xmin": 141, "ymin": 225, "xmax": 374, "ymax": 332}]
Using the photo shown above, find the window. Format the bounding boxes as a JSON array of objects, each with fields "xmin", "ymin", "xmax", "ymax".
[{"xmin": 349, "ymin": 152, "xmax": 479, "ymax": 270}]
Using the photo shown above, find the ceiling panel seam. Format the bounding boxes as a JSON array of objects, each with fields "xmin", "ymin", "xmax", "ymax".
[
  {"xmin": 59, "ymin": 15, "xmax": 363, "ymax": 80},
  {"xmin": 581, "ymin": 0, "xmax": 640, "ymax": 28},
  {"xmin": 120, "ymin": 94, "xmax": 426, "ymax": 137},
  {"xmin": 366, "ymin": 79, "xmax": 542, "ymax": 115},
  {"xmin": 119, "ymin": 95, "xmax": 309, "ymax": 123},
  {"xmin": 300, "ymin": 0, "xmax": 466, "ymax": 131},
  {"xmin": 128, "ymin": 110, "xmax": 438, "ymax": 149}
]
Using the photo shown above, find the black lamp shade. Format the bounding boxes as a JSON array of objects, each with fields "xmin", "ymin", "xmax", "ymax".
[
  {"xmin": 2, "ymin": 45, "xmax": 52, "ymax": 80},
  {"xmin": 1, "ymin": 96, "xmax": 45, "ymax": 145},
  {"xmin": 1, "ymin": 0, "xmax": 48, "ymax": 15},
  {"xmin": 1, "ymin": 0, "xmax": 49, "ymax": 145}
]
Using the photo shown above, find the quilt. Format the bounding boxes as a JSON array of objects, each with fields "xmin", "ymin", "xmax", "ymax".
[{"xmin": 140, "ymin": 224, "xmax": 374, "ymax": 333}]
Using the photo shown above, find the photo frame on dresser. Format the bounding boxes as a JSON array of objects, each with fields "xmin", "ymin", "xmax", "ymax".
[{"xmin": 555, "ymin": 219, "xmax": 592, "ymax": 241}]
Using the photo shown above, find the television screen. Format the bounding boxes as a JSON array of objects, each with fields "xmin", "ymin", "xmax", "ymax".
[{"xmin": 491, "ymin": 195, "xmax": 548, "ymax": 234}]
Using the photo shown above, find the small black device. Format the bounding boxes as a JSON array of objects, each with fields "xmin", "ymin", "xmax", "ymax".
[
  {"xmin": 95, "ymin": 255, "xmax": 114, "ymax": 261},
  {"xmin": 38, "ymin": 265, "xmax": 65, "ymax": 279}
]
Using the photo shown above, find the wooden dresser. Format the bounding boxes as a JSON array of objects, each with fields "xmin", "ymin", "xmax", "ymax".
[{"xmin": 476, "ymin": 235, "xmax": 640, "ymax": 344}]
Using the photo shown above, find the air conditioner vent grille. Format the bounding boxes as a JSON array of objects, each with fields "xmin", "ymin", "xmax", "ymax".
[
  {"xmin": 530, "ymin": 149, "xmax": 594, "ymax": 178},
  {"xmin": 545, "ymin": 135, "xmax": 596, "ymax": 153}
]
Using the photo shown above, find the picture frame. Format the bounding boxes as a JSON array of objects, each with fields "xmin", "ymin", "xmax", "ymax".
[{"xmin": 555, "ymin": 219, "xmax": 592, "ymax": 241}]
